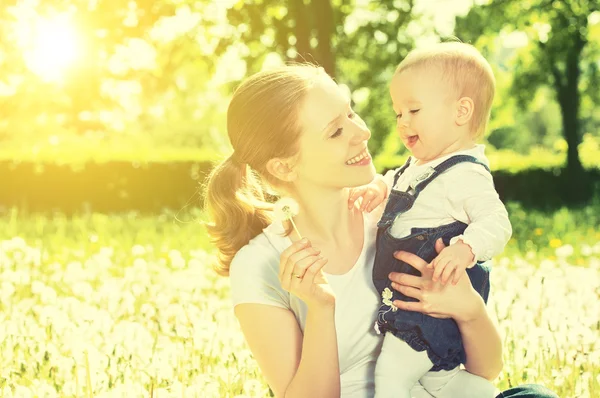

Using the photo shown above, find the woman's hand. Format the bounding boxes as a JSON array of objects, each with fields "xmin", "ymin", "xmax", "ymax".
[
  {"xmin": 388, "ymin": 238, "xmax": 486, "ymax": 323},
  {"xmin": 279, "ymin": 238, "xmax": 335, "ymax": 309}
]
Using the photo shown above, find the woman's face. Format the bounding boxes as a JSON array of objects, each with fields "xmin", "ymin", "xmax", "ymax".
[{"xmin": 292, "ymin": 75, "xmax": 375, "ymax": 189}]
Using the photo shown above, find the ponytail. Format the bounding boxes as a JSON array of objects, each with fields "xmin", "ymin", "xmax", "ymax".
[
  {"xmin": 204, "ymin": 64, "xmax": 325, "ymax": 276},
  {"xmin": 204, "ymin": 156, "xmax": 273, "ymax": 276}
]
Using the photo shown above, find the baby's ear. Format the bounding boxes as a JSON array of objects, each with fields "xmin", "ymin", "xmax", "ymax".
[{"xmin": 455, "ymin": 97, "xmax": 475, "ymax": 126}]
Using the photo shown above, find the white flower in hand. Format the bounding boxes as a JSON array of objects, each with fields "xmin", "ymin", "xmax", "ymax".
[
  {"xmin": 273, "ymin": 197, "xmax": 300, "ymax": 222},
  {"xmin": 273, "ymin": 197, "xmax": 302, "ymax": 238}
]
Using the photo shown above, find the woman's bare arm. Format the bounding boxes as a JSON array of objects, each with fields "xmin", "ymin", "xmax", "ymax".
[
  {"xmin": 455, "ymin": 298, "xmax": 503, "ymax": 380},
  {"xmin": 235, "ymin": 303, "xmax": 340, "ymax": 398}
]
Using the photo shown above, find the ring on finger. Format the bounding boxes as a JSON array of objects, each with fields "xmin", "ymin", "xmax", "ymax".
[{"xmin": 293, "ymin": 273, "xmax": 302, "ymax": 279}]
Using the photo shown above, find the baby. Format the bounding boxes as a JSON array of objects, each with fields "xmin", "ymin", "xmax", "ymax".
[{"xmin": 349, "ymin": 42, "xmax": 512, "ymax": 397}]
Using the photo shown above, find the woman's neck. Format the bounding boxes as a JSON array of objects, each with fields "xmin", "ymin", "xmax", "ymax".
[{"xmin": 289, "ymin": 186, "xmax": 358, "ymax": 245}]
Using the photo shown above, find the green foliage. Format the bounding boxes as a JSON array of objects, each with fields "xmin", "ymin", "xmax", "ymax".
[
  {"xmin": 0, "ymin": 0, "xmax": 598, "ymax": 176},
  {"xmin": 455, "ymin": 0, "xmax": 600, "ymax": 173}
]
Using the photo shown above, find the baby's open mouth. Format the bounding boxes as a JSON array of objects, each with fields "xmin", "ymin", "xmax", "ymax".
[{"xmin": 405, "ymin": 135, "xmax": 418, "ymax": 147}]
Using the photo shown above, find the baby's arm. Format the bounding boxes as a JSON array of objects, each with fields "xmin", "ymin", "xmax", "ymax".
[{"xmin": 431, "ymin": 164, "xmax": 512, "ymax": 284}]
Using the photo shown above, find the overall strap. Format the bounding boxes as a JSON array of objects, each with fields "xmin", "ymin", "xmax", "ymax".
[
  {"xmin": 411, "ymin": 155, "xmax": 492, "ymax": 198},
  {"xmin": 392, "ymin": 156, "xmax": 413, "ymax": 187}
]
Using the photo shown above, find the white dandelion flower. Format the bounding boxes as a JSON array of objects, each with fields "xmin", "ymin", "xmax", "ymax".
[{"xmin": 273, "ymin": 197, "xmax": 302, "ymax": 238}]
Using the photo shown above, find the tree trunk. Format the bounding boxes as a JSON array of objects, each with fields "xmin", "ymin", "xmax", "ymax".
[
  {"xmin": 556, "ymin": 38, "xmax": 589, "ymax": 202},
  {"xmin": 289, "ymin": 0, "xmax": 312, "ymax": 64},
  {"xmin": 311, "ymin": 0, "xmax": 336, "ymax": 78}
]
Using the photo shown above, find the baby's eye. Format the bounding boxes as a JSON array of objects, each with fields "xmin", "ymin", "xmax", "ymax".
[
  {"xmin": 396, "ymin": 113, "xmax": 402, "ymax": 119},
  {"xmin": 348, "ymin": 110, "xmax": 356, "ymax": 119}
]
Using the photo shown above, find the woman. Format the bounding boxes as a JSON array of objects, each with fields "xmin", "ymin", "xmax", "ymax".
[{"xmin": 204, "ymin": 64, "xmax": 557, "ymax": 398}]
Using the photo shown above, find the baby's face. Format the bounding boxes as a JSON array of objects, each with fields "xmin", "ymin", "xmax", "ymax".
[{"xmin": 390, "ymin": 68, "xmax": 472, "ymax": 163}]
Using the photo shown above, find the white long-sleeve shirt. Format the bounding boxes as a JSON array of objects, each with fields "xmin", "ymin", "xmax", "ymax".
[{"xmin": 382, "ymin": 145, "xmax": 512, "ymax": 263}]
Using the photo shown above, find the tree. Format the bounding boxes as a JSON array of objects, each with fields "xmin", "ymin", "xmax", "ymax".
[
  {"xmin": 223, "ymin": 0, "xmax": 346, "ymax": 78},
  {"xmin": 223, "ymin": 0, "xmax": 417, "ymax": 155},
  {"xmin": 455, "ymin": 0, "xmax": 600, "ymax": 182}
]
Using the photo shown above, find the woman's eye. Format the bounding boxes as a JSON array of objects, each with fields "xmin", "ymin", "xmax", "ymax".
[
  {"xmin": 396, "ymin": 113, "xmax": 402, "ymax": 120},
  {"xmin": 331, "ymin": 128, "xmax": 343, "ymax": 138},
  {"xmin": 410, "ymin": 109, "xmax": 420, "ymax": 114}
]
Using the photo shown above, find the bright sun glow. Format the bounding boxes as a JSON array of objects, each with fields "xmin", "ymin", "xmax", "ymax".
[{"xmin": 22, "ymin": 15, "xmax": 80, "ymax": 82}]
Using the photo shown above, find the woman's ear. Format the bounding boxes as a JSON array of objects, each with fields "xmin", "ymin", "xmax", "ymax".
[
  {"xmin": 455, "ymin": 97, "xmax": 475, "ymax": 126},
  {"xmin": 266, "ymin": 158, "xmax": 297, "ymax": 182}
]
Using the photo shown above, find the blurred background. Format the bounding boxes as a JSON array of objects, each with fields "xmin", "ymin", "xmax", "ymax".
[{"xmin": 0, "ymin": 0, "xmax": 598, "ymax": 397}]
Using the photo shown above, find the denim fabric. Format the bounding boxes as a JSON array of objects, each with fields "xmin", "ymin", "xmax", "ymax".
[
  {"xmin": 496, "ymin": 384, "xmax": 559, "ymax": 398},
  {"xmin": 372, "ymin": 155, "xmax": 492, "ymax": 371}
]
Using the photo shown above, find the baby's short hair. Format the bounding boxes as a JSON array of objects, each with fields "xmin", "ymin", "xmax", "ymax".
[{"xmin": 395, "ymin": 42, "xmax": 495, "ymax": 138}]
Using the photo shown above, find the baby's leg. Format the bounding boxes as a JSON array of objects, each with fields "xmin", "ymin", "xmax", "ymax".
[
  {"xmin": 374, "ymin": 333, "xmax": 433, "ymax": 398},
  {"xmin": 410, "ymin": 382, "xmax": 435, "ymax": 398},
  {"xmin": 420, "ymin": 367, "xmax": 496, "ymax": 398}
]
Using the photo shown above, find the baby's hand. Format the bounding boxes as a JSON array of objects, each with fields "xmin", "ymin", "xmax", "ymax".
[
  {"xmin": 428, "ymin": 241, "xmax": 475, "ymax": 285},
  {"xmin": 348, "ymin": 176, "xmax": 388, "ymax": 212}
]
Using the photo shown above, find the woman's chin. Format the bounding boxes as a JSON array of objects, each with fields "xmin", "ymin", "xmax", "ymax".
[{"xmin": 345, "ymin": 168, "xmax": 377, "ymax": 188}]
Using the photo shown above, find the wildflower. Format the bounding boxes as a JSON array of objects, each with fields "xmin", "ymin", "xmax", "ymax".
[
  {"xmin": 555, "ymin": 244, "xmax": 574, "ymax": 258},
  {"xmin": 273, "ymin": 197, "xmax": 302, "ymax": 238},
  {"xmin": 549, "ymin": 238, "xmax": 562, "ymax": 248}
]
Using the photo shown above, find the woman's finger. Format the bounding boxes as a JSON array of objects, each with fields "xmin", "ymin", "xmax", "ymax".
[
  {"xmin": 291, "ymin": 253, "xmax": 323, "ymax": 279},
  {"xmin": 281, "ymin": 246, "xmax": 320, "ymax": 281},
  {"xmin": 392, "ymin": 299, "xmax": 425, "ymax": 313},
  {"xmin": 388, "ymin": 272, "xmax": 422, "ymax": 289},
  {"xmin": 300, "ymin": 257, "xmax": 328, "ymax": 285},
  {"xmin": 396, "ymin": 285, "xmax": 422, "ymax": 300},
  {"xmin": 279, "ymin": 238, "xmax": 310, "ymax": 277},
  {"xmin": 393, "ymin": 251, "xmax": 428, "ymax": 272}
]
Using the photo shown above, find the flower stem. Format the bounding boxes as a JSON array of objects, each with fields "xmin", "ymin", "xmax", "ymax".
[{"xmin": 289, "ymin": 218, "xmax": 302, "ymax": 239}]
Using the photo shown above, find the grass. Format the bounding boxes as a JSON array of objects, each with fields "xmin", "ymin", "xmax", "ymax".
[{"xmin": 0, "ymin": 205, "xmax": 598, "ymax": 397}]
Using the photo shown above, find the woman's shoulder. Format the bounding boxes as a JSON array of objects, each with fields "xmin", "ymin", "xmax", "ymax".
[
  {"xmin": 230, "ymin": 229, "xmax": 281, "ymax": 277},
  {"xmin": 229, "ymin": 223, "xmax": 291, "ymax": 309}
]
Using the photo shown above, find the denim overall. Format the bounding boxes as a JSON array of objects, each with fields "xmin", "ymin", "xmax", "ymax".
[{"xmin": 372, "ymin": 155, "xmax": 492, "ymax": 371}]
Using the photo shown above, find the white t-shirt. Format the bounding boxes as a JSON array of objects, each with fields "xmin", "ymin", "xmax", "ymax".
[
  {"xmin": 383, "ymin": 145, "xmax": 512, "ymax": 263},
  {"xmin": 229, "ymin": 211, "xmax": 384, "ymax": 398}
]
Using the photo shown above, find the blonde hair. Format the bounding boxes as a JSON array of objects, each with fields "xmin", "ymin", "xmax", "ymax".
[
  {"xmin": 204, "ymin": 64, "xmax": 324, "ymax": 276},
  {"xmin": 395, "ymin": 42, "xmax": 495, "ymax": 138}
]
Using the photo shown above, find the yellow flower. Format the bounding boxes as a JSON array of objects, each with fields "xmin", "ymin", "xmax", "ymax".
[
  {"xmin": 534, "ymin": 228, "xmax": 543, "ymax": 236},
  {"xmin": 549, "ymin": 238, "xmax": 562, "ymax": 248}
]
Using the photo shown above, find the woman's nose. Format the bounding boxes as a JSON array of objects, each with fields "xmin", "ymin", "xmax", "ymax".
[{"xmin": 351, "ymin": 120, "xmax": 371, "ymax": 143}]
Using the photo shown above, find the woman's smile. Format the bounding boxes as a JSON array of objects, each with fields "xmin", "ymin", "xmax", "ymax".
[{"xmin": 345, "ymin": 148, "xmax": 372, "ymax": 166}]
